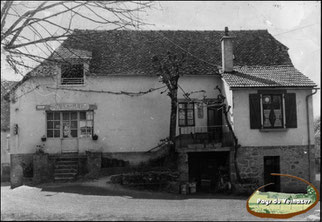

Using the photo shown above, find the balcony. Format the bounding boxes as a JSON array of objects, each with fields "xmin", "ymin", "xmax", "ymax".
[{"xmin": 176, "ymin": 125, "xmax": 234, "ymax": 152}]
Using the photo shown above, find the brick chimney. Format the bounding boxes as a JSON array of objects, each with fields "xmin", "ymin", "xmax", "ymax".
[{"xmin": 221, "ymin": 27, "xmax": 234, "ymax": 73}]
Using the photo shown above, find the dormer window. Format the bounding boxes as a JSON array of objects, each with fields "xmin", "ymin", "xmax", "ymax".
[{"xmin": 61, "ymin": 63, "xmax": 84, "ymax": 85}]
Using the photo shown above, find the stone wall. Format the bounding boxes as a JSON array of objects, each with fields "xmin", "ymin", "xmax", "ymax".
[
  {"xmin": 176, "ymin": 145, "xmax": 314, "ymax": 194},
  {"xmin": 85, "ymin": 152, "xmax": 102, "ymax": 179},
  {"xmin": 10, "ymin": 154, "xmax": 33, "ymax": 188},
  {"xmin": 230, "ymin": 145, "xmax": 315, "ymax": 193},
  {"xmin": 33, "ymin": 153, "xmax": 50, "ymax": 184}
]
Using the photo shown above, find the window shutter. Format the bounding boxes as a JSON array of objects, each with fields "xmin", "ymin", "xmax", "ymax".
[
  {"xmin": 249, "ymin": 94, "xmax": 261, "ymax": 129},
  {"xmin": 285, "ymin": 93, "xmax": 297, "ymax": 128}
]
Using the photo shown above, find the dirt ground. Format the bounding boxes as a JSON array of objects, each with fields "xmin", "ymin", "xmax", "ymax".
[{"xmin": 1, "ymin": 177, "xmax": 320, "ymax": 221}]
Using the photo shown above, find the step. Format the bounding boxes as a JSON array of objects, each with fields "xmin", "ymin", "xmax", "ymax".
[
  {"xmin": 55, "ymin": 164, "xmax": 78, "ymax": 169},
  {"xmin": 54, "ymin": 177, "xmax": 76, "ymax": 182},
  {"xmin": 56, "ymin": 160, "xmax": 78, "ymax": 164},
  {"xmin": 54, "ymin": 172, "xmax": 77, "ymax": 177},
  {"xmin": 54, "ymin": 168, "xmax": 78, "ymax": 173}
]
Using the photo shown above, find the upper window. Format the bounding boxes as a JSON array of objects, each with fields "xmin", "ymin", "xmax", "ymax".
[
  {"xmin": 249, "ymin": 92, "xmax": 297, "ymax": 129},
  {"xmin": 61, "ymin": 63, "xmax": 84, "ymax": 85},
  {"xmin": 262, "ymin": 94, "xmax": 283, "ymax": 128},
  {"xmin": 178, "ymin": 102, "xmax": 195, "ymax": 127}
]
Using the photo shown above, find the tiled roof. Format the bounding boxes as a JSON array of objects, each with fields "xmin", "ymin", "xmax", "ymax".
[
  {"xmin": 222, "ymin": 66, "xmax": 317, "ymax": 88},
  {"xmin": 44, "ymin": 29, "xmax": 292, "ymax": 76},
  {"xmin": 50, "ymin": 46, "xmax": 92, "ymax": 60}
]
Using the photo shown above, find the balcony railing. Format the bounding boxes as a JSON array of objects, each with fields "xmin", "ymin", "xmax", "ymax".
[
  {"xmin": 177, "ymin": 125, "xmax": 233, "ymax": 149},
  {"xmin": 61, "ymin": 78, "xmax": 84, "ymax": 85}
]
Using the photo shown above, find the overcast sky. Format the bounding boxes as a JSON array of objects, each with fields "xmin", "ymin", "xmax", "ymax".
[{"xmin": 1, "ymin": 1, "xmax": 320, "ymax": 117}]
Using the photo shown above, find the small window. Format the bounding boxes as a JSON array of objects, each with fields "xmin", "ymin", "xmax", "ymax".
[
  {"xmin": 178, "ymin": 102, "xmax": 195, "ymax": 127},
  {"xmin": 47, "ymin": 112, "xmax": 60, "ymax": 138},
  {"xmin": 80, "ymin": 111, "xmax": 94, "ymax": 137},
  {"xmin": 61, "ymin": 63, "xmax": 84, "ymax": 85}
]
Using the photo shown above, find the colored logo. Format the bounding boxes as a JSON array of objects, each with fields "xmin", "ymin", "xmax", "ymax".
[{"xmin": 246, "ymin": 174, "xmax": 319, "ymax": 219}]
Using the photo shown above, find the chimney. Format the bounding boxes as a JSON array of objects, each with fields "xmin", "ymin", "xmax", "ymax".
[{"xmin": 221, "ymin": 27, "xmax": 234, "ymax": 73}]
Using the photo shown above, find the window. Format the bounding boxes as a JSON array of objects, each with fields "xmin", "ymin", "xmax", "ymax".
[
  {"xmin": 262, "ymin": 94, "xmax": 283, "ymax": 128},
  {"xmin": 80, "ymin": 111, "xmax": 93, "ymax": 137},
  {"xmin": 178, "ymin": 102, "xmax": 195, "ymax": 126},
  {"xmin": 47, "ymin": 112, "xmax": 60, "ymax": 138},
  {"xmin": 61, "ymin": 63, "xmax": 84, "ymax": 85},
  {"xmin": 62, "ymin": 112, "xmax": 78, "ymax": 138},
  {"xmin": 46, "ymin": 111, "xmax": 94, "ymax": 138},
  {"xmin": 249, "ymin": 92, "xmax": 297, "ymax": 129}
]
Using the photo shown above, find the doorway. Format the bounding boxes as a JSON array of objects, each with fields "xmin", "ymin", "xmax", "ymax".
[
  {"xmin": 188, "ymin": 152, "xmax": 230, "ymax": 193},
  {"xmin": 264, "ymin": 156, "xmax": 281, "ymax": 192},
  {"xmin": 207, "ymin": 106, "xmax": 223, "ymax": 143}
]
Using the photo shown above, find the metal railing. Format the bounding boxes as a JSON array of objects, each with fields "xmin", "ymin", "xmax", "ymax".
[
  {"xmin": 61, "ymin": 78, "xmax": 84, "ymax": 85},
  {"xmin": 178, "ymin": 125, "xmax": 229, "ymax": 147}
]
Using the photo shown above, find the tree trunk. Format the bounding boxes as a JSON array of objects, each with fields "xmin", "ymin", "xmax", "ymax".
[{"xmin": 169, "ymin": 88, "xmax": 178, "ymax": 155}]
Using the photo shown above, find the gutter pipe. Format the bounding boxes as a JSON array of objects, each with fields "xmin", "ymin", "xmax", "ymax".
[{"xmin": 306, "ymin": 88, "xmax": 319, "ymax": 182}]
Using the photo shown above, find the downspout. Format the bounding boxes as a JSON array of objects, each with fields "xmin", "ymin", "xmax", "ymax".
[{"xmin": 305, "ymin": 88, "xmax": 318, "ymax": 183}]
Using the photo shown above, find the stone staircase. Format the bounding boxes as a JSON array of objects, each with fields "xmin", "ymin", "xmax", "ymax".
[{"xmin": 54, "ymin": 154, "xmax": 79, "ymax": 182}]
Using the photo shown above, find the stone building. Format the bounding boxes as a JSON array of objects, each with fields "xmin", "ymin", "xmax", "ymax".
[{"xmin": 5, "ymin": 28, "xmax": 318, "ymax": 192}]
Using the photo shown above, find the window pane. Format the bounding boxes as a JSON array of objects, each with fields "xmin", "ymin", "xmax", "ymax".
[
  {"xmin": 54, "ymin": 130, "xmax": 60, "ymax": 138},
  {"xmin": 272, "ymin": 96, "xmax": 281, "ymax": 109},
  {"xmin": 80, "ymin": 112, "xmax": 86, "ymax": 120},
  {"xmin": 63, "ymin": 112, "xmax": 69, "ymax": 120},
  {"xmin": 47, "ymin": 130, "xmax": 53, "ymax": 138},
  {"xmin": 54, "ymin": 112, "xmax": 60, "ymax": 120},
  {"xmin": 187, "ymin": 119, "xmax": 194, "ymax": 126},
  {"xmin": 71, "ymin": 112, "xmax": 77, "ymax": 120},
  {"xmin": 71, "ymin": 121, "xmax": 77, "ymax": 129},
  {"xmin": 187, "ymin": 110, "xmax": 194, "ymax": 119},
  {"xmin": 187, "ymin": 103, "xmax": 194, "ymax": 109},
  {"xmin": 179, "ymin": 119, "xmax": 185, "ymax": 126},
  {"xmin": 63, "ymin": 122, "xmax": 70, "ymax": 137},
  {"xmin": 71, "ymin": 130, "xmax": 77, "ymax": 137},
  {"xmin": 54, "ymin": 121, "xmax": 60, "ymax": 129},
  {"xmin": 87, "ymin": 121, "xmax": 93, "ymax": 127},
  {"xmin": 80, "ymin": 127, "xmax": 87, "ymax": 135},
  {"xmin": 263, "ymin": 110, "xmax": 271, "ymax": 127},
  {"xmin": 179, "ymin": 110, "xmax": 185, "ymax": 120},
  {"xmin": 47, "ymin": 121, "xmax": 53, "ymax": 129},
  {"xmin": 86, "ymin": 111, "xmax": 93, "ymax": 120},
  {"xmin": 87, "ymin": 128, "xmax": 93, "ymax": 135},
  {"xmin": 47, "ymin": 112, "xmax": 53, "ymax": 120},
  {"xmin": 80, "ymin": 121, "xmax": 86, "ymax": 127}
]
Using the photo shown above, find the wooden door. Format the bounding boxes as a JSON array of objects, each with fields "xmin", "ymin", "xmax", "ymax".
[
  {"xmin": 61, "ymin": 111, "xmax": 78, "ymax": 153},
  {"xmin": 264, "ymin": 156, "xmax": 280, "ymax": 192},
  {"xmin": 207, "ymin": 107, "xmax": 223, "ymax": 143}
]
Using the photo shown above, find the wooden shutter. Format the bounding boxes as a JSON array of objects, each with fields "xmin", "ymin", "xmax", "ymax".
[
  {"xmin": 249, "ymin": 94, "xmax": 261, "ymax": 129},
  {"xmin": 285, "ymin": 93, "xmax": 297, "ymax": 128}
]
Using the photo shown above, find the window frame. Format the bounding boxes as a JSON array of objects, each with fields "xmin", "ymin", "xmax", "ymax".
[
  {"xmin": 46, "ymin": 111, "xmax": 94, "ymax": 138},
  {"xmin": 60, "ymin": 63, "xmax": 85, "ymax": 86},
  {"xmin": 178, "ymin": 102, "xmax": 195, "ymax": 127},
  {"xmin": 260, "ymin": 93, "xmax": 285, "ymax": 129}
]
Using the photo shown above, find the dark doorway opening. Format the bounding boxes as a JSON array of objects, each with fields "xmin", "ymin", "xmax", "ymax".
[
  {"xmin": 264, "ymin": 156, "xmax": 281, "ymax": 192},
  {"xmin": 207, "ymin": 107, "xmax": 223, "ymax": 143},
  {"xmin": 188, "ymin": 152, "xmax": 230, "ymax": 193}
]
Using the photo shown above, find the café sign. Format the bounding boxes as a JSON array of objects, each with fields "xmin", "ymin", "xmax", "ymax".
[{"xmin": 49, "ymin": 103, "xmax": 90, "ymax": 111}]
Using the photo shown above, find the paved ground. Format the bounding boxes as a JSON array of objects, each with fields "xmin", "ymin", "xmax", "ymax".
[{"xmin": 1, "ymin": 178, "xmax": 320, "ymax": 221}]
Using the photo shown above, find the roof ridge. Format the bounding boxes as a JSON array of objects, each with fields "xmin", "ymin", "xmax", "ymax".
[{"xmin": 73, "ymin": 28, "xmax": 269, "ymax": 32}]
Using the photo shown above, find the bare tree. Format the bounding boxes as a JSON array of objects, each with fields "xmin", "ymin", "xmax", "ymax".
[
  {"xmin": 152, "ymin": 51, "xmax": 186, "ymax": 156},
  {"xmin": 1, "ymin": 1, "xmax": 152, "ymax": 75}
]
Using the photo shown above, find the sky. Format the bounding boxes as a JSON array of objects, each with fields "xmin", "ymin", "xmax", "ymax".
[{"xmin": 1, "ymin": 1, "xmax": 320, "ymax": 117}]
